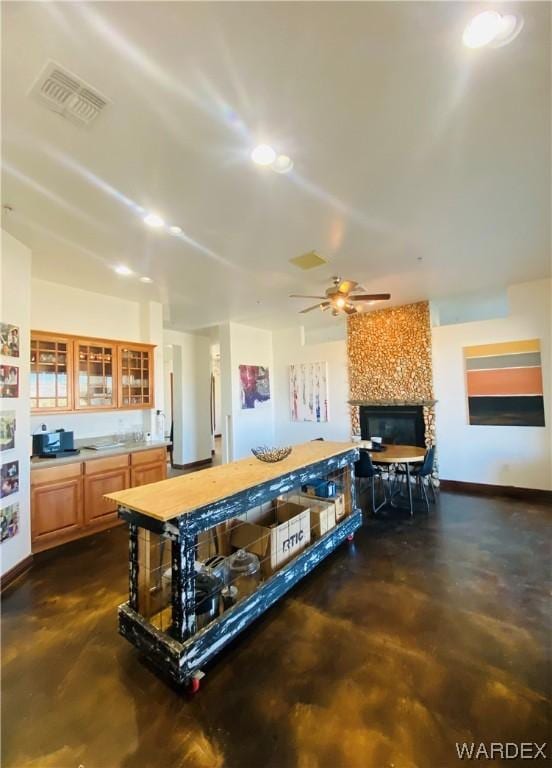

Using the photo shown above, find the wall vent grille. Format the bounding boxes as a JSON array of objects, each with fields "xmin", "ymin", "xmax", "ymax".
[{"xmin": 29, "ymin": 60, "xmax": 109, "ymax": 127}]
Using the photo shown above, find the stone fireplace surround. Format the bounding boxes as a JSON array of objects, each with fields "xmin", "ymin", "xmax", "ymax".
[{"xmin": 347, "ymin": 301, "xmax": 438, "ymax": 477}]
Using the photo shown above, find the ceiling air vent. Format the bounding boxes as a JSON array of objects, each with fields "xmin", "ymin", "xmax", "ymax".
[
  {"xmin": 29, "ymin": 60, "xmax": 109, "ymax": 127},
  {"xmin": 289, "ymin": 251, "xmax": 327, "ymax": 270}
]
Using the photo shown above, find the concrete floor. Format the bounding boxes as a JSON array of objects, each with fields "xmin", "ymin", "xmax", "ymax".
[{"xmin": 2, "ymin": 491, "xmax": 550, "ymax": 768}]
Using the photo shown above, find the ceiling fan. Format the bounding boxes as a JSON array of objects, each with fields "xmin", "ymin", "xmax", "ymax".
[{"xmin": 290, "ymin": 277, "xmax": 391, "ymax": 315}]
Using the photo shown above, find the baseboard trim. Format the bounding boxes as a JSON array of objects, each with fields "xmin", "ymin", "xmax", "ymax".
[
  {"xmin": 440, "ymin": 479, "xmax": 552, "ymax": 503},
  {"xmin": 173, "ymin": 457, "xmax": 213, "ymax": 471},
  {"xmin": 1, "ymin": 554, "xmax": 33, "ymax": 593}
]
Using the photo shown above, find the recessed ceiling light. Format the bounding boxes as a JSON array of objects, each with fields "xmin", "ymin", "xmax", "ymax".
[
  {"xmin": 463, "ymin": 11, "xmax": 523, "ymax": 49},
  {"xmin": 251, "ymin": 144, "xmax": 276, "ymax": 166},
  {"xmin": 114, "ymin": 264, "xmax": 133, "ymax": 276},
  {"xmin": 143, "ymin": 212, "xmax": 164, "ymax": 228},
  {"xmin": 169, "ymin": 225, "xmax": 182, "ymax": 235},
  {"xmin": 272, "ymin": 154, "xmax": 294, "ymax": 174},
  {"xmin": 139, "ymin": 276, "xmax": 153, "ymax": 283}
]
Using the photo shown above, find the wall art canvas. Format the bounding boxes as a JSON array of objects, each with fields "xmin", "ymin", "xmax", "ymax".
[
  {"xmin": 1, "ymin": 502, "xmax": 19, "ymax": 543},
  {"xmin": 464, "ymin": 339, "xmax": 545, "ymax": 426},
  {"xmin": 0, "ymin": 365, "xmax": 19, "ymax": 398},
  {"xmin": 289, "ymin": 361, "xmax": 329, "ymax": 422},
  {"xmin": 0, "ymin": 411, "xmax": 16, "ymax": 452},
  {"xmin": 0, "ymin": 323, "xmax": 20, "ymax": 358},
  {"xmin": 239, "ymin": 365, "xmax": 270, "ymax": 410},
  {"xmin": 1, "ymin": 459, "xmax": 19, "ymax": 498}
]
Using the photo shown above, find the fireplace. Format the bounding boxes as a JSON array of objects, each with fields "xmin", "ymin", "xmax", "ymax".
[{"xmin": 360, "ymin": 404, "xmax": 425, "ymax": 446}]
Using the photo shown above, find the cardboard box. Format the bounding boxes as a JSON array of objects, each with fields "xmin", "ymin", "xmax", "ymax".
[
  {"xmin": 300, "ymin": 490, "xmax": 345, "ymax": 522},
  {"xmin": 230, "ymin": 499, "xmax": 311, "ymax": 577},
  {"xmin": 295, "ymin": 494, "xmax": 336, "ymax": 540}
]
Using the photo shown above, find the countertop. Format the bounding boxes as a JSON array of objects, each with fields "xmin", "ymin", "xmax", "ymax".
[
  {"xmin": 105, "ymin": 440, "xmax": 357, "ymax": 522},
  {"xmin": 30, "ymin": 438, "xmax": 170, "ymax": 470}
]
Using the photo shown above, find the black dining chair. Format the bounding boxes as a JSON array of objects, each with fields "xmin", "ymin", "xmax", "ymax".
[
  {"xmin": 394, "ymin": 446, "xmax": 436, "ymax": 512},
  {"xmin": 355, "ymin": 450, "xmax": 387, "ymax": 514}
]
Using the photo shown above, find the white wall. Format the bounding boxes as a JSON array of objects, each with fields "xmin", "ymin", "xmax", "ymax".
[
  {"xmin": 30, "ymin": 279, "xmax": 163, "ymax": 439},
  {"xmin": 432, "ymin": 279, "xmax": 551, "ymax": 490},
  {"xmin": 219, "ymin": 322, "xmax": 274, "ymax": 461},
  {"xmin": 164, "ymin": 329, "xmax": 211, "ymax": 465},
  {"xmin": 272, "ymin": 326, "xmax": 350, "ymax": 445},
  {"xmin": 1, "ymin": 231, "xmax": 32, "ymax": 577}
]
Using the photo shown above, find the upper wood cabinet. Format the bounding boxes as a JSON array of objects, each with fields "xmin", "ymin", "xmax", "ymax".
[
  {"xmin": 30, "ymin": 332, "xmax": 74, "ymax": 412},
  {"xmin": 31, "ymin": 331, "xmax": 155, "ymax": 413},
  {"xmin": 118, "ymin": 343, "xmax": 154, "ymax": 409}
]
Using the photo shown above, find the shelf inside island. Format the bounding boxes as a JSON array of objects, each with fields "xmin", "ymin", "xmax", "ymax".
[{"xmin": 105, "ymin": 441, "xmax": 361, "ymax": 686}]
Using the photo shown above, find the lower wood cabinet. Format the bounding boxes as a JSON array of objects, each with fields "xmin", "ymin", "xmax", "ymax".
[
  {"xmin": 130, "ymin": 447, "xmax": 167, "ymax": 488},
  {"xmin": 84, "ymin": 455, "xmax": 130, "ymax": 528},
  {"xmin": 31, "ymin": 448, "xmax": 166, "ymax": 552},
  {"xmin": 31, "ymin": 463, "xmax": 83, "ymax": 551}
]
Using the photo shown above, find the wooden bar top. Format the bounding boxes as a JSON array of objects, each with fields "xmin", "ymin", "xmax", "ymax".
[{"xmin": 105, "ymin": 441, "xmax": 356, "ymax": 522}]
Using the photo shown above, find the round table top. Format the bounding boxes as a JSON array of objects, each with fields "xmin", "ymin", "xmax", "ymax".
[{"xmin": 356, "ymin": 442, "xmax": 426, "ymax": 464}]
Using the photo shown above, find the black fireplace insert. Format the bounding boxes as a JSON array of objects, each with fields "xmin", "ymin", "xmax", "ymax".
[{"xmin": 360, "ymin": 405, "xmax": 425, "ymax": 446}]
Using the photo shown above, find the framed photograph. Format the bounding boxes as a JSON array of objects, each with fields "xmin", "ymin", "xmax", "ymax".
[
  {"xmin": 239, "ymin": 365, "xmax": 271, "ymax": 410},
  {"xmin": 1, "ymin": 502, "xmax": 19, "ymax": 543},
  {"xmin": 289, "ymin": 361, "xmax": 329, "ymax": 422},
  {"xmin": 1, "ymin": 460, "xmax": 19, "ymax": 498},
  {"xmin": 0, "ymin": 411, "xmax": 16, "ymax": 452},
  {"xmin": 0, "ymin": 365, "xmax": 19, "ymax": 398},
  {"xmin": 0, "ymin": 323, "xmax": 20, "ymax": 358}
]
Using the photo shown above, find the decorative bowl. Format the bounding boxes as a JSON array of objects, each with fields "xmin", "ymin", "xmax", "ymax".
[{"xmin": 251, "ymin": 446, "xmax": 292, "ymax": 463}]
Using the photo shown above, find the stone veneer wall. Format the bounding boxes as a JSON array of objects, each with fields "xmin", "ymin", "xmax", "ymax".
[{"xmin": 347, "ymin": 301, "xmax": 437, "ymax": 462}]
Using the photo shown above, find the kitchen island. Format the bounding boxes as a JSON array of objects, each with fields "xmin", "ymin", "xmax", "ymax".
[{"xmin": 106, "ymin": 440, "xmax": 361, "ymax": 689}]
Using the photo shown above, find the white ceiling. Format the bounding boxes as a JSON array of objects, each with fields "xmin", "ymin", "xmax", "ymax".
[{"xmin": 2, "ymin": 1, "xmax": 550, "ymax": 331}]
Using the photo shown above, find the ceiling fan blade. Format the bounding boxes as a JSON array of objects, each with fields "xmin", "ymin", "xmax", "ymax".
[
  {"xmin": 289, "ymin": 294, "xmax": 327, "ymax": 299},
  {"xmin": 337, "ymin": 280, "xmax": 358, "ymax": 295},
  {"xmin": 299, "ymin": 303, "xmax": 328, "ymax": 314},
  {"xmin": 349, "ymin": 293, "xmax": 391, "ymax": 301}
]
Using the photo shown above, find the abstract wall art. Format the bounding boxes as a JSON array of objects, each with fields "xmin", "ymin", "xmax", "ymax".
[
  {"xmin": 239, "ymin": 365, "xmax": 271, "ymax": 410},
  {"xmin": 289, "ymin": 361, "xmax": 329, "ymax": 422},
  {"xmin": 464, "ymin": 339, "xmax": 545, "ymax": 426}
]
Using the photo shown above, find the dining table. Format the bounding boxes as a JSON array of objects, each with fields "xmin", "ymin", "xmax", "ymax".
[{"xmin": 357, "ymin": 442, "xmax": 426, "ymax": 516}]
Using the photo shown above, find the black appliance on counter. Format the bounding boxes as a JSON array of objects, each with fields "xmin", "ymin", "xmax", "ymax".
[{"xmin": 32, "ymin": 430, "xmax": 80, "ymax": 459}]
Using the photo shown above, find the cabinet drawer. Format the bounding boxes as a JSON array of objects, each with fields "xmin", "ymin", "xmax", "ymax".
[
  {"xmin": 31, "ymin": 462, "xmax": 82, "ymax": 486},
  {"xmin": 131, "ymin": 447, "xmax": 166, "ymax": 466},
  {"xmin": 84, "ymin": 454, "xmax": 129, "ymax": 475}
]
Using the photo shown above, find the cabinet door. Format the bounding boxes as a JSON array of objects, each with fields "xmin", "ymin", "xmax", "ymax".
[
  {"xmin": 31, "ymin": 477, "xmax": 83, "ymax": 550},
  {"xmin": 84, "ymin": 467, "xmax": 130, "ymax": 526},
  {"xmin": 30, "ymin": 332, "xmax": 73, "ymax": 412},
  {"xmin": 118, "ymin": 344, "xmax": 154, "ymax": 409},
  {"xmin": 130, "ymin": 461, "xmax": 166, "ymax": 487},
  {"xmin": 75, "ymin": 339, "xmax": 117, "ymax": 410}
]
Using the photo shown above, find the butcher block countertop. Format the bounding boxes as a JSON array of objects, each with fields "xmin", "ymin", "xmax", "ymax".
[{"xmin": 105, "ymin": 441, "xmax": 357, "ymax": 522}]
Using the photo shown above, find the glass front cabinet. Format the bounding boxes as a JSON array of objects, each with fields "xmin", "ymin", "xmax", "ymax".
[
  {"xmin": 75, "ymin": 339, "xmax": 117, "ymax": 410},
  {"xmin": 30, "ymin": 333, "xmax": 73, "ymax": 412},
  {"xmin": 31, "ymin": 332, "xmax": 155, "ymax": 413},
  {"xmin": 118, "ymin": 343, "xmax": 154, "ymax": 409}
]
